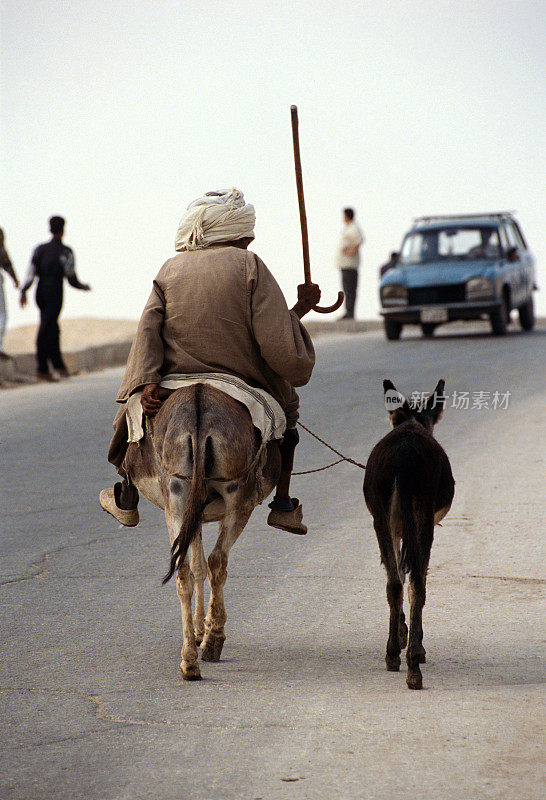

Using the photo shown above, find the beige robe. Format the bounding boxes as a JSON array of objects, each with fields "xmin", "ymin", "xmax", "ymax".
[{"xmin": 116, "ymin": 244, "xmax": 315, "ymax": 426}]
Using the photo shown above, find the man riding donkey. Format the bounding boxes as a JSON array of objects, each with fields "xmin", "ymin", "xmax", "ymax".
[{"xmin": 100, "ymin": 188, "xmax": 320, "ymax": 534}]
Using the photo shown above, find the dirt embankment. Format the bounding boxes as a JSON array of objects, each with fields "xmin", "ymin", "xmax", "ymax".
[{"xmin": 0, "ymin": 316, "xmax": 375, "ymax": 386}]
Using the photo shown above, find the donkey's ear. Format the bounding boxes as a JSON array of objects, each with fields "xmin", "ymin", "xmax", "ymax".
[
  {"xmin": 426, "ymin": 379, "xmax": 446, "ymax": 423},
  {"xmin": 384, "ymin": 379, "xmax": 412, "ymax": 426}
]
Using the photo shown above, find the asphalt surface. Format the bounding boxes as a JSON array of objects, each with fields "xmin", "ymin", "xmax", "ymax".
[{"xmin": 1, "ymin": 321, "xmax": 545, "ymax": 800}]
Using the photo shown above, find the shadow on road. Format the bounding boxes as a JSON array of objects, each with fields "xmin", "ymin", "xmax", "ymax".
[{"xmin": 135, "ymin": 629, "xmax": 544, "ymax": 693}]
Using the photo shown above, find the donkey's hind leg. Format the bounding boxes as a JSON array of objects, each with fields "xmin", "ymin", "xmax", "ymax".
[
  {"xmin": 190, "ymin": 533, "xmax": 207, "ymax": 645},
  {"xmin": 165, "ymin": 507, "xmax": 201, "ymax": 681},
  {"xmin": 201, "ymin": 506, "xmax": 252, "ymax": 662},
  {"xmin": 176, "ymin": 560, "xmax": 202, "ymax": 680},
  {"xmin": 393, "ymin": 539, "xmax": 408, "ymax": 651},
  {"xmin": 406, "ymin": 572, "xmax": 426, "ymax": 689},
  {"xmin": 373, "ymin": 515, "xmax": 404, "ymax": 671},
  {"xmin": 406, "ymin": 513, "xmax": 433, "ymax": 689}
]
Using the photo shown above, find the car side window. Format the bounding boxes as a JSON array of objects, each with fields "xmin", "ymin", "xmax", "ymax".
[
  {"xmin": 503, "ymin": 223, "xmax": 519, "ymax": 250},
  {"xmin": 512, "ymin": 222, "xmax": 527, "ymax": 250}
]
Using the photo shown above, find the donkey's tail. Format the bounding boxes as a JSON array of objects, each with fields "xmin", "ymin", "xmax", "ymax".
[
  {"xmin": 162, "ymin": 437, "xmax": 206, "ymax": 583},
  {"xmin": 162, "ymin": 394, "xmax": 211, "ymax": 583},
  {"xmin": 396, "ymin": 473, "xmax": 422, "ymax": 577}
]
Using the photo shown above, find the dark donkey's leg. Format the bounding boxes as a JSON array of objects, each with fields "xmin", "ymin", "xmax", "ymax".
[
  {"xmin": 406, "ymin": 514, "xmax": 433, "ymax": 689},
  {"xmin": 406, "ymin": 573, "xmax": 426, "ymax": 689},
  {"xmin": 395, "ymin": 540, "xmax": 409, "ymax": 651},
  {"xmin": 373, "ymin": 515, "xmax": 404, "ymax": 671}
]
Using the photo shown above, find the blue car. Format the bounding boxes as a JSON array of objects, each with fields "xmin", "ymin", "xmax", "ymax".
[{"xmin": 379, "ymin": 212, "xmax": 537, "ymax": 339}]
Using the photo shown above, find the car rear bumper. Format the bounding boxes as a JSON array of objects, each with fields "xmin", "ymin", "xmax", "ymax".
[{"xmin": 380, "ymin": 300, "xmax": 502, "ymax": 324}]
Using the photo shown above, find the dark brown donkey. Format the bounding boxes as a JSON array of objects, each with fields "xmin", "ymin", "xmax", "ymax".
[{"xmin": 363, "ymin": 379, "xmax": 455, "ymax": 689}]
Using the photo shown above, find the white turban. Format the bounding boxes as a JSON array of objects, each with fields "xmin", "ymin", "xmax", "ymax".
[{"xmin": 174, "ymin": 188, "xmax": 256, "ymax": 251}]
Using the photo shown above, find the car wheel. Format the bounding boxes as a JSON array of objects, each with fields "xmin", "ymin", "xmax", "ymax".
[
  {"xmin": 384, "ymin": 320, "xmax": 402, "ymax": 341},
  {"xmin": 518, "ymin": 296, "xmax": 535, "ymax": 331},
  {"xmin": 490, "ymin": 293, "xmax": 509, "ymax": 336},
  {"xmin": 421, "ymin": 323, "xmax": 437, "ymax": 338}
]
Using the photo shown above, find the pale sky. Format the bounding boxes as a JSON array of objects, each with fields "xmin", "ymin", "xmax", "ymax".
[{"xmin": 1, "ymin": 0, "xmax": 545, "ymax": 330}]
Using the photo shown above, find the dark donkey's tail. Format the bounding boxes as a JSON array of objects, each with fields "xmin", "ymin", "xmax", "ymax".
[
  {"xmin": 396, "ymin": 472, "xmax": 422, "ymax": 578},
  {"xmin": 162, "ymin": 415, "xmax": 210, "ymax": 585}
]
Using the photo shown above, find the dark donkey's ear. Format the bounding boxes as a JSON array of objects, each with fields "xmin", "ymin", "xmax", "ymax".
[
  {"xmin": 383, "ymin": 379, "xmax": 412, "ymax": 426},
  {"xmin": 425, "ymin": 379, "xmax": 446, "ymax": 423}
]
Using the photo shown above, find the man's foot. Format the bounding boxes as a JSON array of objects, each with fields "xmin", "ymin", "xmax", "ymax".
[
  {"xmin": 99, "ymin": 486, "xmax": 139, "ymax": 527},
  {"xmin": 0, "ymin": 350, "xmax": 11, "ymax": 361},
  {"xmin": 57, "ymin": 368, "xmax": 71, "ymax": 379},
  {"xmin": 35, "ymin": 370, "xmax": 58, "ymax": 382},
  {"xmin": 267, "ymin": 496, "xmax": 307, "ymax": 535}
]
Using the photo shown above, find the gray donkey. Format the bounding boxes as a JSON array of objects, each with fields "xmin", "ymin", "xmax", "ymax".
[
  {"xmin": 124, "ymin": 383, "xmax": 280, "ymax": 680},
  {"xmin": 363, "ymin": 379, "xmax": 455, "ymax": 689}
]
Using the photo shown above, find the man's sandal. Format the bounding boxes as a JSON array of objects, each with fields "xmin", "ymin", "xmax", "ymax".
[
  {"xmin": 99, "ymin": 487, "xmax": 139, "ymax": 527},
  {"xmin": 267, "ymin": 496, "xmax": 307, "ymax": 535}
]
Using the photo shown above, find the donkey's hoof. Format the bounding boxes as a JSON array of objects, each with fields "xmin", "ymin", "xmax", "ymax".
[
  {"xmin": 406, "ymin": 670, "xmax": 423, "ymax": 690},
  {"xmin": 180, "ymin": 662, "xmax": 202, "ymax": 681},
  {"xmin": 194, "ymin": 631, "xmax": 204, "ymax": 646},
  {"xmin": 386, "ymin": 655, "xmax": 401, "ymax": 671},
  {"xmin": 201, "ymin": 635, "xmax": 225, "ymax": 662}
]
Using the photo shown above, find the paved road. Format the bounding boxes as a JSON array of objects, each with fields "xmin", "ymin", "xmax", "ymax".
[{"xmin": 1, "ymin": 323, "xmax": 545, "ymax": 800}]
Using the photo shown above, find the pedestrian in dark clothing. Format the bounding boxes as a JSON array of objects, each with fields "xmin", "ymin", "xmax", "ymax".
[
  {"xmin": 0, "ymin": 228, "xmax": 20, "ymax": 359},
  {"xmin": 379, "ymin": 251, "xmax": 399, "ymax": 278},
  {"xmin": 20, "ymin": 216, "xmax": 91, "ymax": 380}
]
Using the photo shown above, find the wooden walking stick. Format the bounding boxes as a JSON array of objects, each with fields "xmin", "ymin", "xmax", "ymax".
[{"xmin": 290, "ymin": 105, "xmax": 344, "ymax": 314}]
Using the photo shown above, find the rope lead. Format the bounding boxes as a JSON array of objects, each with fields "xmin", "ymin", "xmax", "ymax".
[{"xmin": 293, "ymin": 421, "xmax": 366, "ymax": 475}]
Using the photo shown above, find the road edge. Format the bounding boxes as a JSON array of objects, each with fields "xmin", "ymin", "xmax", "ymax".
[{"xmin": 0, "ymin": 319, "xmax": 383, "ymax": 387}]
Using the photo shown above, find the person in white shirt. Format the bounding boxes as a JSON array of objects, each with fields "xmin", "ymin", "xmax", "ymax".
[{"xmin": 335, "ymin": 207, "xmax": 364, "ymax": 319}]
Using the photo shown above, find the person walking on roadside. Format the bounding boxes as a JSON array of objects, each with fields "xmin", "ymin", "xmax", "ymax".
[
  {"xmin": 20, "ymin": 216, "xmax": 91, "ymax": 380},
  {"xmin": 336, "ymin": 207, "xmax": 364, "ymax": 319},
  {"xmin": 0, "ymin": 228, "xmax": 20, "ymax": 359}
]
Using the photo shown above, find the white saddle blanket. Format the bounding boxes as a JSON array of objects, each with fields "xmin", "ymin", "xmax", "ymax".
[{"xmin": 126, "ymin": 372, "xmax": 287, "ymax": 444}]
